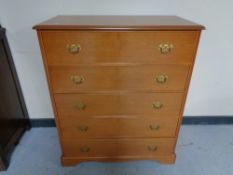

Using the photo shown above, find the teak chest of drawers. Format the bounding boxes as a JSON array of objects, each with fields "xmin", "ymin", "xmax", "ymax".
[{"xmin": 34, "ymin": 16, "xmax": 204, "ymax": 166}]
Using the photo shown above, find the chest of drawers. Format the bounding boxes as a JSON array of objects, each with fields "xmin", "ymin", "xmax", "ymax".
[{"xmin": 34, "ymin": 16, "xmax": 204, "ymax": 166}]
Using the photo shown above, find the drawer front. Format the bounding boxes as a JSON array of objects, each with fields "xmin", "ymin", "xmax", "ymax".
[
  {"xmin": 42, "ymin": 31, "xmax": 199, "ymax": 65},
  {"xmin": 60, "ymin": 116, "xmax": 178, "ymax": 139},
  {"xmin": 62, "ymin": 138, "xmax": 175, "ymax": 157},
  {"xmin": 50, "ymin": 65, "xmax": 189, "ymax": 93},
  {"xmin": 54, "ymin": 93, "xmax": 183, "ymax": 117}
]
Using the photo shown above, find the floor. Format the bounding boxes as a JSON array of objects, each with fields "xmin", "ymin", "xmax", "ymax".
[{"xmin": 1, "ymin": 125, "xmax": 233, "ymax": 175}]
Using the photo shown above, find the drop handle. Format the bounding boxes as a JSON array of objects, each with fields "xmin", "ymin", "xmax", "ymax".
[
  {"xmin": 152, "ymin": 101, "xmax": 163, "ymax": 109},
  {"xmin": 75, "ymin": 101, "xmax": 86, "ymax": 111},
  {"xmin": 149, "ymin": 124, "xmax": 160, "ymax": 131},
  {"xmin": 147, "ymin": 145, "xmax": 158, "ymax": 152},
  {"xmin": 66, "ymin": 44, "xmax": 81, "ymax": 54},
  {"xmin": 80, "ymin": 146, "xmax": 90, "ymax": 153},
  {"xmin": 155, "ymin": 75, "xmax": 168, "ymax": 84},
  {"xmin": 78, "ymin": 125, "xmax": 89, "ymax": 132},
  {"xmin": 70, "ymin": 75, "xmax": 84, "ymax": 85},
  {"xmin": 159, "ymin": 43, "xmax": 173, "ymax": 54}
]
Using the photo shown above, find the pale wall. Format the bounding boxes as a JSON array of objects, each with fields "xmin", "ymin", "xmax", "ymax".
[{"xmin": 0, "ymin": 0, "xmax": 233, "ymax": 118}]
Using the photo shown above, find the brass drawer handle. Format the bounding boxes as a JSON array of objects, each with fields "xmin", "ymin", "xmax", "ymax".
[
  {"xmin": 155, "ymin": 75, "xmax": 168, "ymax": 84},
  {"xmin": 78, "ymin": 125, "xmax": 89, "ymax": 132},
  {"xmin": 80, "ymin": 146, "xmax": 90, "ymax": 153},
  {"xmin": 66, "ymin": 44, "xmax": 81, "ymax": 54},
  {"xmin": 75, "ymin": 101, "xmax": 86, "ymax": 111},
  {"xmin": 70, "ymin": 75, "xmax": 84, "ymax": 85},
  {"xmin": 152, "ymin": 101, "xmax": 163, "ymax": 109},
  {"xmin": 147, "ymin": 145, "xmax": 158, "ymax": 152},
  {"xmin": 149, "ymin": 124, "xmax": 160, "ymax": 131},
  {"xmin": 159, "ymin": 43, "xmax": 173, "ymax": 54}
]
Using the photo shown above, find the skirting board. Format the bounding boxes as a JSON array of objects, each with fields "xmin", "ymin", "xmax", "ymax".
[{"xmin": 30, "ymin": 116, "xmax": 233, "ymax": 127}]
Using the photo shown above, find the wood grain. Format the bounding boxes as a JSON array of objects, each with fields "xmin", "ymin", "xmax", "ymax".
[
  {"xmin": 172, "ymin": 31, "xmax": 202, "ymax": 153},
  {"xmin": 62, "ymin": 138, "xmax": 175, "ymax": 157},
  {"xmin": 42, "ymin": 31, "xmax": 199, "ymax": 65},
  {"xmin": 50, "ymin": 65, "xmax": 190, "ymax": 93},
  {"xmin": 33, "ymin": 15, "xmax": 204, "ymax": 30},
  {"xmin": 60, "ymin": 116, "xmax": 178, "ymax": 139},
  {"xmin": 34, "ymin": 16, "xmax": 204, "ymax": 166},
  {"xmin": 36, "ymin": 31, "xmax": 67, "ymax": 158},
  {"xmin": 54, "ymin": 93, "xmax": 184, "ymax": 117}
]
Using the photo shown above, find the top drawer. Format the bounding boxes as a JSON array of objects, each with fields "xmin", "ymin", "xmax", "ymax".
[{"xmin": 42, "ymin": 31, "xmax": 199, "ymax": 65}]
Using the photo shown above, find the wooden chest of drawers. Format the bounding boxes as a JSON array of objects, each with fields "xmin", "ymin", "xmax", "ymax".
[{"xmin": 34, "ymin": 16, "xmax": 204, "ymax": 166}]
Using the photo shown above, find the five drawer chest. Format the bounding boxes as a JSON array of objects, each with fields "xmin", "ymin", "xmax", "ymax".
[{"xmin": 34, "ymin": 16, "xmax": 204, "ymax": 166}]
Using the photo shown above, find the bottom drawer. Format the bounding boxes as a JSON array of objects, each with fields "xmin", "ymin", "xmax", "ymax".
[{"xmin": 62, "ymin": 138, "xmax": 175, "ymax": 157}]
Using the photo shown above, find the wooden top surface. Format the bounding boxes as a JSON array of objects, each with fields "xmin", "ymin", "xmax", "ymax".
[{"xmin": 33, "ymin": 15, "xmax": 204, "ymax": 31}]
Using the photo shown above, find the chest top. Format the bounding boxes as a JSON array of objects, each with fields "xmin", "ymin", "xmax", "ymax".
[{"xmin": 33, "ymin": 15, "xmax": 204, "ymax": 31}]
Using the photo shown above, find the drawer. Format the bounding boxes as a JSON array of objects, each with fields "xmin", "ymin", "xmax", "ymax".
[
  {"xmin": 62, "ymin": 138, "xmax": 175, "ymax": 157},
  {"xmin": 50, "ymin": 65, "xmax": 189, "ymax": 93},
  {"xmin": 60, "ymin": 116, "xmax": 178, "ymax": 139},
  {"xmin": 42, "ymin": 31, "xmax": 199, "ymax": 65},
  {"xmin": 54, "ymin": 93, "xmax": 183, "ymax": 117}
]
